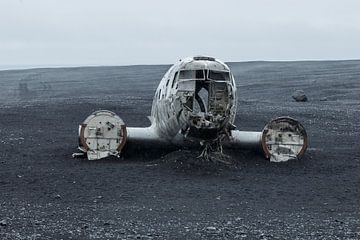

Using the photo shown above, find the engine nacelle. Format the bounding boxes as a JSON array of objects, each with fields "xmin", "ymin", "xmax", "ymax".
[
  {"xmin": 78, "ymin": 110, "xmax": 127, "ymax": 160},
  {"xmin": 261, "ymin": 117, "xmax": 308, "ymax": 162}
]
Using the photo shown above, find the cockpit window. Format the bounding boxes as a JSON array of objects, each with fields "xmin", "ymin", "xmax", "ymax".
[
  {"xmin": 196, "ymin": 70, "xmax": 204, "ymax": 79},
  {"xmin": 179, "ymin": 70, "xmax": 205, "ymax": 80},
  {"xmin": 178, "ymin": 69, "xmax": 230, "ymax": 81},
  {"xmin": 208, "ymin": 70, "xmax": 230, "ymax": 81}
]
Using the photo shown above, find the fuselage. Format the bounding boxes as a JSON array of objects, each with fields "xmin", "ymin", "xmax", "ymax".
[{"xmin": 151, "ymin": 56, "xmax": 237, "ymax": 144}]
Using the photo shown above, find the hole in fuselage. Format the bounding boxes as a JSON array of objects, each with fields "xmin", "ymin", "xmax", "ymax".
[
  {"xmin": 193, "ymin": 81, "xmax": 209, "ymax": 113},
  {"xmin": 192, "ymin": 80, "xmax": 229, "ymax": 115}
]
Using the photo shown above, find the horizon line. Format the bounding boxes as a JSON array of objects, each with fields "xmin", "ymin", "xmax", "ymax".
[{"xmin": 1, "ymin": 58, "xmax": 360, "ymax": 71}]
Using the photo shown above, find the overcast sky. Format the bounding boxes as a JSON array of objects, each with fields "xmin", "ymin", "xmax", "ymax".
[{"xmin": 1, "ymin": 0, "xmax": 360, "ymax": 68}]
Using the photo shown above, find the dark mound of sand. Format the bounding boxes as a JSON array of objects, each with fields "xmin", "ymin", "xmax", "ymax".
[{"xmin": 158, "ymin": 150, "xmax": 238, "ymax": 173}]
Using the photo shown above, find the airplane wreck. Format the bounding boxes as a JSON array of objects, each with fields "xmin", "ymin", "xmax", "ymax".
[{"xmin": 74, "ymin": 56, "xmax": 307, "ymax": 162}]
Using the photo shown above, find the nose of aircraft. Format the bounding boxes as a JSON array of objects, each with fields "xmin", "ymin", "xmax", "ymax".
[{"xmin": 179, "ymin": 78, "xmax": 233, "ymax": 141}]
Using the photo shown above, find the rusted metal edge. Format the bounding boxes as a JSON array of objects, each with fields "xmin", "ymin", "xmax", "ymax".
[
  {"xmin": 117, "ymin": 125, "xmax": 127, "ymax": 152},
  {"xmin": 260, "ymin": 116, "xmax": 308, "ymax": 160},
  {"xmin": 79, "ymin": 123, "xmax": 89, "ymax": 151}
]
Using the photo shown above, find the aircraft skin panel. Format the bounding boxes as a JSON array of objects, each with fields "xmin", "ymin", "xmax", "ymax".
[
  {"xmin": 126, "ymin": 126, "xmax": 166, "ymax": 145},
  {"xmin": 150, "ymin": 96, "xmax": 186, "ymax": 140},
  {"xmin": 227, "ymin": 131, "xmax": 262, "ymax": 149}
]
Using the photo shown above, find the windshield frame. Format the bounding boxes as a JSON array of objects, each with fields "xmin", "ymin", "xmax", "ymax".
[
  {"xmin": 207, "ymin": 70, "xmax": 231, "ymax": 81},
  {"xmin": 178, "ymin": 69, "xmax": 206, "ymax": 80}
]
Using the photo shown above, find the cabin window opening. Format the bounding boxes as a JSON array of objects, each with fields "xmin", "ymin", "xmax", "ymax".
[
  {"xmin": 172, "ymin": 72, "xmax": 178, "ymax": 88},
  {"xmin": 179, "ymin": 70, "xmax": 205, "ymax": 80},
  {"xmin": 179, "ymin": 70, "xmax": 195, "ymax": 80},
  {"xmin": 196, "ymin": 70, "xmax": 204, "ymax": 79},
  {"xmin": 166, "ymin": 79, "xmax": 170, "ymax": 87},
  {"xmin": 159, "ymin": 89, "xmax": 161, "ymax": 99},
  {"xmin": 208, "ymin": 70, "xmax": 230, "ymax": 81}
]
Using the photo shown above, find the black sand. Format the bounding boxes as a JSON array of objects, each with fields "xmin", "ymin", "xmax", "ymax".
[{"xmin": 0, "ymin": 61, "xmax": 359, "ymax": 239}]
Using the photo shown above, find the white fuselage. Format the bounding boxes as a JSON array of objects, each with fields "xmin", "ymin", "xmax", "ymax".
[{"xmin": 150, "ymin": 57, "xmax": 237, "ymax": 144}]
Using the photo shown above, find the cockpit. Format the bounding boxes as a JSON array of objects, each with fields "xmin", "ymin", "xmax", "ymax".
[
  {"xmin": 178, "ymin": 69, "xmax": 230, "ymax": 81},
  {"xmin": 174, "ymin": 68, "xmax": 234, "ymax": 136},
  {"xmin": 152, "ymin": 56, "xmax": 237, "ymax": 140}
]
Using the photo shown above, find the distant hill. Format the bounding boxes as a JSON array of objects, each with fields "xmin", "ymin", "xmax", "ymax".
[{"xmin": 0, "ymin": 60, "xmax": 359, "ymax": 106}]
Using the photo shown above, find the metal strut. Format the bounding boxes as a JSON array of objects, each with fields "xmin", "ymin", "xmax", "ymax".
[{"xmin": 197, "ymin": 139, "xmax": 231, "ymax": 165}]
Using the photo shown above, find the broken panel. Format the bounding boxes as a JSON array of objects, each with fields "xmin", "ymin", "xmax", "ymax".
[
  {"xmin": 78, "ymin": 110, "xmax": 127, "ymax": 160},
  {"xmin": 208, "ymin": 82, "xmax": 229, "ymax": 115},
  {"xmin": 261, "ymin": 117, "xmax": 307, "ymax": 162}
]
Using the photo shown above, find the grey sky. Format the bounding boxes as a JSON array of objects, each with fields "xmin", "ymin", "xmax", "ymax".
[{"xmin": 1, "ymin": 0, "xmax": 360, "ymax": 68}]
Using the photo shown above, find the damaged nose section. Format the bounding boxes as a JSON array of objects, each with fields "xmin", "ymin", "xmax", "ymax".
[
  {"xmin": 261, "ymin": 117, "xmax": 308, "ymax": 162},
  {"xmin": 182, "ymin": 80, "xmax": 232, "ymax": 140},
  {"xmin": 186, "ymin": 114, "xmax": 226, "ymax": 140}
]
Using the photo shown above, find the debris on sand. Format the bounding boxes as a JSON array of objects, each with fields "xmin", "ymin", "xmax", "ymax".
[
  {"xmin": 54, "ymin": 194, "xmax": 61, "ymax": 199},
  {"xmin": 206, "ymin": 226, "xmax": 217, "ymax": 231},
  {"xmin": 292, "ymin": 90, "xmax": 308, "ymax": 102},
  {"xmin": 0, "ymin": 219, "xmax": 7, "ymax": 226},
  {"xmin": 320, "ymin": 97, "xmax": 328, "ymax": 101},
  {"xmin": 159, "ymin": 150, "xmax": 237, "ymax": 173}
]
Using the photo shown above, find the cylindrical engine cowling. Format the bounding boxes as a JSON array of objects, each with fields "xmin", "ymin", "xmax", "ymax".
[
  {"xmin": 78, "ymin": 110, "xmax": 127, "ymax": 160},
  {"xmin": 261, "ymin": 117, "xmax": 308, "ymax": 162}
]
